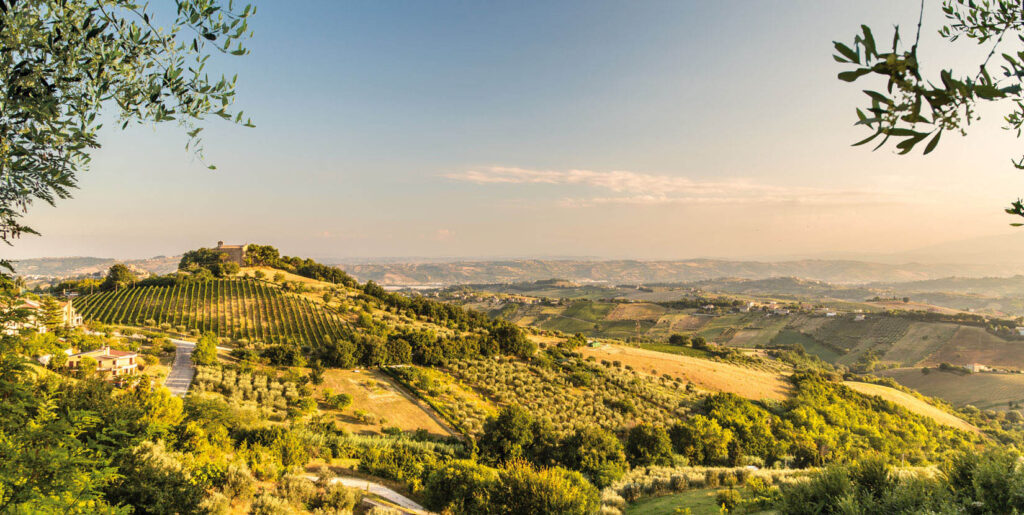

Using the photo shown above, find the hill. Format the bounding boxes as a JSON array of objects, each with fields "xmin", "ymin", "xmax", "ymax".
[
  {"xmin": 72, "ymin": 277, "xmax": 347, "ymax": 345},
  {"xmin": 842, "ymin": 381, "xmax": 981, "ymax": 434},
  {"xmin": 14, "ymin": 255, "xmax": 179, "ymax": 278},
  {"xmin": 339, "ymin": 258, "xmax": 1024, "ymax": 285}
]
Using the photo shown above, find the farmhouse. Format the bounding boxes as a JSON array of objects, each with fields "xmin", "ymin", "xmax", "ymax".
[
  {"xmin": 967, "ymin": 363, "xmax": 990, "ymax": 373},
  {"xmin": 67, "ymin": 346, "xmax": 139, "ymax": 377},
  {"xmin": 215, "ymin": 241, "xmax": 248, "ymax": 265}
]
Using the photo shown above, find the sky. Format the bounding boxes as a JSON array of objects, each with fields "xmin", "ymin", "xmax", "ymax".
[{"xmin": 11, "ymin": 0, "xmax": 1024, "ymax": 262}]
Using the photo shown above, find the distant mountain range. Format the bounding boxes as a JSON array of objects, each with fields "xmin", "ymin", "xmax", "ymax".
[
  {"xmin": 337, "ymin": 259, "xmax": 1024, "ymax": 286},
  {"xmin": 13, "ymin": 255, "xmax": 179, "ymax": 278}
]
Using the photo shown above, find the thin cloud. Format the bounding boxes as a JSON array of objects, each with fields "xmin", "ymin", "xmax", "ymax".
[{"xmin": 444, "ymin": 166, "xmax": 908, "ymax": 207}]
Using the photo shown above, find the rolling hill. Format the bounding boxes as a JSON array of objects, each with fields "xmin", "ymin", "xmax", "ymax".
[{"xmin": 72, "ymin": 277, "xmax": 348, "ymax": 345}]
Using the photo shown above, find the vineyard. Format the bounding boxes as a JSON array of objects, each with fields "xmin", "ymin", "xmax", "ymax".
[{"xmin": 72, "ymin": 278, "xmax": 349, "ymax": 345}]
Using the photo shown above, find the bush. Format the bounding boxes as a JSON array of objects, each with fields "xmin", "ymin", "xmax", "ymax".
[
  {"xmin": 424, "ymin": 459, "xmax": 500, "ymax": 513},
  {"xmin": 715, "ymin": 489, "xmax": 741, "ymax": 511},
  {"xmin": 250, "ymin": 493, "xmax": 294, "ymax": 515},
  {"xmin": 625, "ymin": 424, "xmax": 673, "ymax": 467}
]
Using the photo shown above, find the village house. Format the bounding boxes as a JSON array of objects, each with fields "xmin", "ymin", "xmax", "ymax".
[
  {"xmin": 2, "ymin": 299, "xmax": 46, "ymax": 336},
  {"xmin": 66, "ymin": 346, "xmax": 139, "ymax": 377},
  {"xmin": 2, "ymin": 298, "xmax": 83, "ymax": 336},
  {"xmin": 967, "ymin": 363, "xmax": 989, "ymax": 373}
]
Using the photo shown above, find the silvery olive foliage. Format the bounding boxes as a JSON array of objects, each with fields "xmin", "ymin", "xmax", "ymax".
[
  {"xmin": 0, "ymin": 0, "xmax": 254, "ymax": 273},
  {"xmin": 834, "ymin": 0, "xmax": 1024, "ymax": 222}
]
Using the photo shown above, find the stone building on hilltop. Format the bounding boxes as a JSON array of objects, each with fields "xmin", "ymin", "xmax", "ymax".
[{"xmin": 216, "ymin": 241, "xmax": 248, "ymax": 265}]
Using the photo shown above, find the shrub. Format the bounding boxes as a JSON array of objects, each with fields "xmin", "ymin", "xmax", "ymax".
[
  {"xmin": 250, "ymin": 494, "xmax": 294, "ymax": 515},
  {"xmin": 715, "ymin": 488, "xmax": 742, "ymax": 511}
]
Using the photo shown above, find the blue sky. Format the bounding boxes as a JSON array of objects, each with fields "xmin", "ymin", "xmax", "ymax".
[{"xmin": 12, "ymin": 1, "xmax": 1024, "ymax": 261}]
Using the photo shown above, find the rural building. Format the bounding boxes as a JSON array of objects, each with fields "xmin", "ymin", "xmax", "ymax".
[
  {"xmin": 2, "ymin": 299, "xmax": 46, "ymax": 336},
  {"xmin": 61, "ymin": 301, "xmax": 83, "ymax": 328},
  {"xmin": 825, "ymin": 311, "xmax": 837, "ymax": 317},
  {"xmin": 215, "ymin": 241, "xmax": 248, "ymax": 265},
  {"xmin": 67, "ymin": 346, "xmax": 139, "ymax": 377},
  {"xmin": 2, "ymin": 298, "xmax": 84, "ymax": 335},
  {"xmin": 853, "ymin": 314, "xmax": 866, "ymax": 321},
  {"xmin": 967, "ymin": 363, "xmax": 989, "ymax": 373}
]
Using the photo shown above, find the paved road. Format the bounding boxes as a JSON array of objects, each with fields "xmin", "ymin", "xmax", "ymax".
[
  {"xmin": 305, "ymin": 475, "xmax": 424, "ymax": 512},
  {"xmin": 164, "ymin": 338, "xmax": 195, "ymax": 397}
]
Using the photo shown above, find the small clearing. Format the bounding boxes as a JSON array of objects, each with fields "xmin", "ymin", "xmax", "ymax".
[
  {"xmin": 842, "ymin": 381, "xmax": 981, "ymax": 435},
  {"xmin": 578, "ymin": 344, "xmax": 791, "ymax": 401},
  {"xmin": 317, "ymin": 369, "xmax": 453, "ymax": 437}
]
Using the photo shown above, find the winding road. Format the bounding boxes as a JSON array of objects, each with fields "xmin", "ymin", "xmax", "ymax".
[
  {"xmin": 304, "ymin": 475, "xmax": 425, "ymax": 512},
  {"xmin": 164, "ymin": 338, "xmax": 196, "ymax": 397}
]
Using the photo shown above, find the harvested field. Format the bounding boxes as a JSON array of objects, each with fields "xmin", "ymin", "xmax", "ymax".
[
  {"xmin": 317, "ymin": 369, "xmax": 453, "ymax": 437},
  {"xmin": 606, "ymin": 303, "xmax": 668, "ymax": 321},
  {"xmin": 842, "ymin": 381, "xmax": 980, "ymax": 435},
  {"xmin": 577, "ymin": 344, "xmax": 791, "ymax": 401},
  {"xmin": 878, "ymin": 367, "xmax": 1024, "ymax": 411}
]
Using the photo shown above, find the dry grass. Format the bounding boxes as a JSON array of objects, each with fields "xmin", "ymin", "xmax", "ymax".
[
  {"xmin": 842, "ymin": 381, "xmax": 981, "ymax": 434},
  {"xmin": 878, "ymin": 367, "xmax": 1024, "ymax": 411},
  {"xmin": 577, "ymin": 344, "xmax": 791, "ymax": 401},
  {"xmin": 316, "ymin": 369, "xmax": 453, "ymax": 437}
]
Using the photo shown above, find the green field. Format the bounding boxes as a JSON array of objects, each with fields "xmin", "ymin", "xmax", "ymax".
[
  {"xmin": 73, "ymin": 278, "xmax": 349, "ymax": 345},
  {"xmin": 770, "ymin": 329, "xmax": 842, "ymax": 362},
  {"xmin": 626, "ymin": 488, "xmax": 765, "ymax": 515},
  {"xmin": 881, "ymin": 322, "xmax": 958, "ymax": 366}
]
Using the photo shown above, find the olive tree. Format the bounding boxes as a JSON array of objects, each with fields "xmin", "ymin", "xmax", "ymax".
[
  {"xmin": 0, "ymin": 0, "xmax": 255, "ymax": 275},
  {"xmin": 834, "ymin": 0, "xmax": 1024, "ymax": 222}
]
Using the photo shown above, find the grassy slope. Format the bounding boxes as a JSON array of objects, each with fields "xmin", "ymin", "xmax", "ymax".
[
  {"xmin": 877, "ymin": 367, "xmax": 1024, "ymax": 411},
  {"xmin": 923, "ymin": 326, "xmax": 1024, "ymax": 368},
  {"xmin": 578, "ymin": 344, "xmax": 791, "ymax": 401},
  {"xmin": 881, "ymin": 322, "xmax": 958, "ymax": 366},
  {"xmin": 626, "ymin": 489, "xmax": 728, "ymax": 515},
  {"xmin": 315, "ymin": 369, "xmax": 454, "ymax": 437},
  {"xmin": 842, "ymin": 381, "xmax": 980, "ymax": 434}
]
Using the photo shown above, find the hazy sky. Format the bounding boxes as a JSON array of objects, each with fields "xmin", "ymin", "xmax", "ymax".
[{"xmin": 11, "ymin": 0, "xmax": 1024, "ymax": 261}]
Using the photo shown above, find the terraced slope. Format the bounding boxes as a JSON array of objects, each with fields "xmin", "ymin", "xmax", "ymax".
[{"xmin": 73, "ymin": 278, "xmax": 348, "ymax": 345}]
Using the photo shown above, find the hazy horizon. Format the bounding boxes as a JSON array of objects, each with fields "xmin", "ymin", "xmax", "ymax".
[{"xmin": 10, "ymin": 1, "xmax": 1024, "ymax": 262}]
